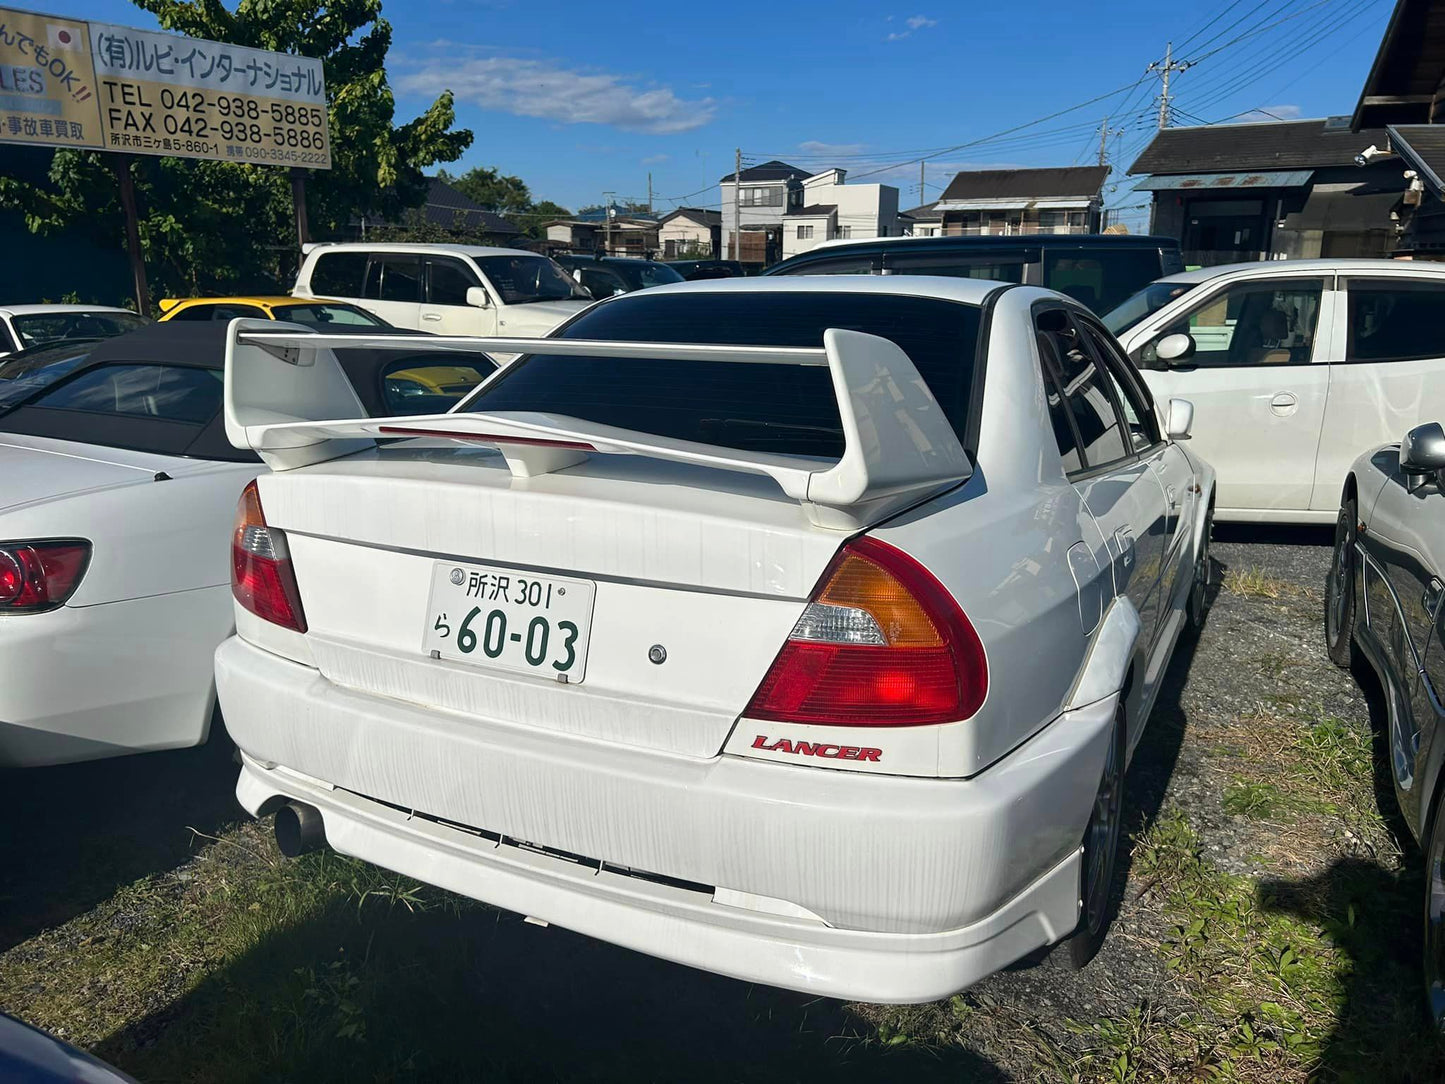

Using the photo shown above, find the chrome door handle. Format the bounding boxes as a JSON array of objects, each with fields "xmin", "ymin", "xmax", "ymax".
[
  {"xmin": 1114, "ymin": 527, "xmax": 1136, "ymax": 568},
  {"xmin": 421, "ymin": 313, "xmax": 443, "ymax": 322},
  {"xmin": 1270, "ymin": 392, "xmax": 1299, "ymax": 417},
  {"xmin": 1166, "ymin": 485, "xmax": 1179, "ymax": 507},
  {"xmin": 1425, "ymin": 578, "xmax": 1444, "ymax": 616}
]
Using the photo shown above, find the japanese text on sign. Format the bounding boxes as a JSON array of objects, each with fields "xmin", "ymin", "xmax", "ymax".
[{"xmin": 0, "ymin": 8, "xmax": 101, "ymax": 148}]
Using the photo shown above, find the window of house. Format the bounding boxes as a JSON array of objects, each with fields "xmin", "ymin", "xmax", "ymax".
[
  {"xmin": 838, "ymin": 226, "xmax": 852, "ymax": 239},
  {"xmin": 796, "ymin": 225, "xmax": 814, "ymax": 239},
  {"xmin": 739, "ymin": 186, "xmax": 784, "ymax": 208},
  {"xmin": 1146, "ymin": 278, "xmax": 1323, "ymax": 367},
  {"xmin": 1345, "ymin": 278, "xmax": 1445, "ymax": 362}
]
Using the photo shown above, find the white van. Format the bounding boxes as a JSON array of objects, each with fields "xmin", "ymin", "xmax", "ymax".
[
  {"xmin": 293, "ymin": 243, "xmax": 592, "ymax": 338},
  {"xmin": 1105, "ymin": 259, "xmax": 1445, "ymax": 524}
]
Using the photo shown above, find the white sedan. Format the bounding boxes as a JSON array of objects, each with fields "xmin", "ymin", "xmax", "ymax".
[
  {"xmin": 215, "ymin": 277, "xmax": 1214, "ymax": 1002},
  {"xmin": 0, "ymin": 304, "xmax": 147, "ymax": 357}
]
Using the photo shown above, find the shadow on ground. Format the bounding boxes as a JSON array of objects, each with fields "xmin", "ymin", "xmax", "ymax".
[{"xmin": 0, "ymin": 717, "xmax": 241, "ymax": 953}]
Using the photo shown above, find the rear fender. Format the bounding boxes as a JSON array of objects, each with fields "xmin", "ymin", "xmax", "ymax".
[{"xmin": 1065, "ymin": 596, "xmax": 1141, "ymax": 717}]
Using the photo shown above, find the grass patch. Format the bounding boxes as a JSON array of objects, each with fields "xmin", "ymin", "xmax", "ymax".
[{"xmin": 1224, "ymin": 567, "xmax": 1296, "ymax": 600}]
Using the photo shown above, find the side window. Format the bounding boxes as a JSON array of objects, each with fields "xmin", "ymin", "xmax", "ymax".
[
  {"xmin": 364, "ymin": 255, "xmax": 422, "ymax": 302},
  {"xmin": 1080, "ymin": 319, "xmax": 1159, "ymax": 453},
  {"xmin": 1150, "ymin": 278, "xmax": 1323, "ymax": 367},
  {"xmin": 164, "ymin": 305, "xmax": 215, "ymax": 322},
  {"xmin": 31, "ymin": 364, "xmax": 221, "ymax": 423},
  {"xmin": 1346, "ymin": 278, "xmax": 1445, "ymax": 363},
  {"xmin": 427, "ymin": 257, "xmax": 481, "ymax": 306},
  {"xmin": 310, "ymin": 252, "xmax": 369, "ymax": 297},
  {"xmin": 579, "ymin": 268, "xmax": 625, "ymax": 297},
  {"xmin": 1036, "ymin": 308, "xmax": 1129, "ymax": 473},
  {"xmin": 1044, "ymin": 249, "xmax": 1163, "ymax": 313},
  {"xmin": 167, "ymin": 304, "xmax": 265, "ymax": 322},
  {"xmin": 882, "ymin": 251, "xmax": 1029, "ymax": 282}
]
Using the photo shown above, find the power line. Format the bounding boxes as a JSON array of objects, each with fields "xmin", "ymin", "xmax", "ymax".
[{"xmin": 1174, "ymin": 0, "xmax": 1250, "ymax": 53}]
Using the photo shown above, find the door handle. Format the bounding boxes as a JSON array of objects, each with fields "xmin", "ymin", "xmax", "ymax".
[
  {"xmin": 1166, "ymin": 484, "xmax": 1179, "ymax": 508},
  {"xmin": 421, "ymin": 313, "xmax": 442, "ymax": 322},
  {"xmin": 1269, "ymin": 391, "xmax": 1299, "ymax": 417},
  {"xmin": 1424, "ymin": 578, "xmax": 1444, "ymax": 616},
  {"xmin": 1113, "ymin": 526, "xmax": 1136, "ymax": 568}
]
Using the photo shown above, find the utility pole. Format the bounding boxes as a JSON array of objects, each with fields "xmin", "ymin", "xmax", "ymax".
[
  {"xmin": 919, "ymin": 160, "xmax": 926, "ymax": 205},
  {"xmin": 647, "ymin": 172, "xmax": 653, "ymax": 214},
  {"xmin": 1147, "ymin": 42, "xmax": 1190, "ymax": 130},
  {"xmin": 732, "ymin": 147, "xmax": 741, "ymax": 262},
  {"xmin": 1096, "ymin": 115, "xmax": 1125, "ymax": 166},
  {"xmin": 603, "ymin": 190, "xmax": 614, "ymax": 256}
]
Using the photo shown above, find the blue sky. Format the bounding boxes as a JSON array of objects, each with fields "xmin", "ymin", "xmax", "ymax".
[{"xmin": 70, "ymin": 0, "xmax": 1395, "ymax": 227}]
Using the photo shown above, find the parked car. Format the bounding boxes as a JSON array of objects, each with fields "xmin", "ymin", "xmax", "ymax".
[
  {"xmin": 667, "ymin": 258, "xmax": 746, "ymax": 281},
  {"xmin": 1324, "ymin": 422, "xmax": 1445, "ymax": 1029},
  {"xmin": 0, "ymin": 304, "xmax": 147, "ymax": 358},
  {"xmin": 215, "ymin": 275, "xmax": 1213, "ymax": 1002},
  {"xmin": 158, "ymin": 295, "xmax": 389, "ymax": 327},
  {"xmin": 1104, "ymin": 259, "xmax": 1445, "ymax": 524},
  {"xmin": 292, "ymin": 243, "xmax": 591, "ymax": 338},
  {"xmin": 551, "ymin": 255, "xmax": 684, "ymax": 298},
  {"xmin": 764, "ymin": 234, "xmax": 1184, "ymax": 314},
  {"xmin": 0, "ymin": 1012, "xmax": 137, "ymax": 1083},
  {"xmin": 0, "ymin": 321, "xmax": 491, "ymax": 767}
]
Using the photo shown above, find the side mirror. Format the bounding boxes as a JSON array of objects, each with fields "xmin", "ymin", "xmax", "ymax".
[
  {"xmin": 1155, "ymin": 332, "xmax": 1196, "ymax": 365},
  {"xmin": 1166, "ymin": 398, "xmax": 1194, "ymax": 441},
  {"xmin": 1401, "ymin": 421, "xmax": 1445, "ymax": 492},
  {"xmin": 466, "ymin": 286, "xmax": 491, "ymax": 309}
]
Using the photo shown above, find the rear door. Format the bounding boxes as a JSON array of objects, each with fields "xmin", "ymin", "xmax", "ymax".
[
  {"xmin": 421, "ymin": 255, "xmax": 492, "ymax": 336},
  {"xmin": 1132, "ymin": 273, "xmax": 1329, "ymax": 516},
  {"xmin": 359, "ymin": 253, "xmax": 423, "ymax": 329},
  {"xmin": 1314, "ymin": 274, "xmax": 1445, "ymax": 512}
]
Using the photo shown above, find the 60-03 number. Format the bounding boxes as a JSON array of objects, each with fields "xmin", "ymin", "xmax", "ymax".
[{"xmin": 438, "ymin": 607, "xmax": 578, "ymax": 672}]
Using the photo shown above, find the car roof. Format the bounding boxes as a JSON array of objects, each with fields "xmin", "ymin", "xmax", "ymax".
[
  {"xmin": 303, "ymin": 242, "xmax": 539, "ymax": 259},
  {"xmin": 796, "ymin": 233, "xmax": 1178, "ymax": 254},
  {"xmin": 1160, "ymin": 258, "xmax": 1445, "ymax": 284},
  {"xmin": 0, "ymin": 303, "xmax": 136, "ymax": 317},
  {"xmin": 162, "ymin": 296, "xmax": 362, "ymax": 308},
  {"xmin": 634, "ymin": 273, "xmax": 1004, "ymax": 306}
]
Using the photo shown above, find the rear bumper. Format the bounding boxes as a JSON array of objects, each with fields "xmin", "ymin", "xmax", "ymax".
[{"xmin": 218, "ymin": 635, "xmax": 1117, "ymax": 1001}]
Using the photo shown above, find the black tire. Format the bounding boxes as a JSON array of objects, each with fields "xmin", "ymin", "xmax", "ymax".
[
  {"xmin": 1058, "ymin": 704, "xmax": 1127, "ymax": 970},
  {"xmin": 1325, "ymin": 498, "xmax": 1359, "ymax": 669},
  {"xmin": 1188, "ymin": 503, "xmax": 1214, "ymax": 630},
  {"xmin": 1424, "ymin": 794, "xmax": 1445, "ymax": 1033}
]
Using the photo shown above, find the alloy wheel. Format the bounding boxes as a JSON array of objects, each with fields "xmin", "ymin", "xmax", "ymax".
[
  {"xmin": 1083, "ymin": 721, "xmax": 1124, "ymax": 933},
  {"xmin": 1326, "ymin": 509, "xmax": 1354, "ymax": 646}
]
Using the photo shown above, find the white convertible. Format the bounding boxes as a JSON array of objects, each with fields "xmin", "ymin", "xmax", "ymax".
[{"xmin": 215, "ymin": 277, "xmax": 1214, "ymax": 1002}]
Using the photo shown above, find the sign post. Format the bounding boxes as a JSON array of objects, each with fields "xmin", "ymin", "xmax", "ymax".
[{"xmin": 0, "ymin": 5, "xmax": 330, "ymax": 311}]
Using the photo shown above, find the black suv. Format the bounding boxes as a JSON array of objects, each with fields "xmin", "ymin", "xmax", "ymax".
[{"xmin": 764, "ymin": 234, "xmax": 1184, "ymax": 314}]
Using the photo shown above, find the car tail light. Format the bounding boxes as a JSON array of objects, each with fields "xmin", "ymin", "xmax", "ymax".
[
  {"xmin": 744, "ymin": 536, "xmax": 986, "ymax": 726},
  {"xmin": 0, "ymin": 541, "xmax": 91, "ymax": 613},
  {"xmin": 232, "ymin": 480, "xmax": 307, "ymax": 633}
]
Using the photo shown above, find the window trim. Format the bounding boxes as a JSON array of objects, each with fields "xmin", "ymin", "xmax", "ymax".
[{"xmin": 1341, "ymin": 274, "xmax": 1445, "ymax": 365}]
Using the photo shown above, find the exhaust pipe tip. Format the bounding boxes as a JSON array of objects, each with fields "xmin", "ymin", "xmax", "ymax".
[{"xmin": 274, "ymin": 800, "xmax": 326, "ymax": 858}]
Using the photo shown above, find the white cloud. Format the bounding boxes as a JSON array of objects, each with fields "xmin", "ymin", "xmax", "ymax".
[
  {"xmin": 397, "ymin": 55, "xmax": 717, "ymax": 134},
  {"xmin": 798, "ymin": 139, "xmax": 867, "ymax": 156},
  {"xmin": 1235, "ymin": 104, "xmax": 1302, "ymax": 122},
  {"xmin": 885, "ymin": 14, "xmax": 937, "ymax": 40}
]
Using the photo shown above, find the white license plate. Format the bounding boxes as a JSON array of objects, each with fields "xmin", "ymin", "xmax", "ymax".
[{"xmin": 422, "ymin": 561, "xmax": 596, "ymax": 682}]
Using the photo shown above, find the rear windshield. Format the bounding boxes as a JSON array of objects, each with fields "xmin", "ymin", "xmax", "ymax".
[
  {"xmin": 1102, "ymin": 279, "xmax": 1195, "ymax": 335},
  {"xmin": 11, "ymin": 311, "xmax": 146, "ymax": 349},
  {"xmin": 464, "ymin": 291, "xmax": 982, "ymax": 458},
  {"xmin": 272, "ymin": 303, "xmax": 387, "ymax": 327}
]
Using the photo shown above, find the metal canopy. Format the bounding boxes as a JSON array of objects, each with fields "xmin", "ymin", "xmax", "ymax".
[{"xmin": 1132, "ymin": 170, "xmax": 1314, "ymax": 192}]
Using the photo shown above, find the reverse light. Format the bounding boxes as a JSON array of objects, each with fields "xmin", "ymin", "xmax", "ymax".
[
  {"xmin": 0, "ymin": 541, "xmax": 91, "ymax": 612},
  {"xmin": 744, "ymin": 537, "xmax": 987, "ymax": 726},
  {"xmin": 232, "ymin": 480, "xmax": 307, "ymax": 633}
]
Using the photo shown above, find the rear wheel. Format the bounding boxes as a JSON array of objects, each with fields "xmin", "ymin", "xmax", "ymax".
[
  {"xmin": 1188, "ymin": 503, "xmax": 1214, "ymax": 630},
  {"xmin": 1424, "ymin": 793, "xmax": 1445, "ymax": 1032},
  {"xmin": 1058, "ymin": 704, "xmax": 1126, "ymax": 970},
  {"xmin": 1325, "ymin": 498, "xmax": 1359, "ymax": 669}
]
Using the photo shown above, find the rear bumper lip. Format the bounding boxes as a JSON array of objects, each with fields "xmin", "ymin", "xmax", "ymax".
[
  {"xmin": 237, "ymin": 753, "xmax": 1081, "ymax": 1003},
  {"xmin": 218, "ymin": 634, "xmax": 1116, "ymax": 999}
]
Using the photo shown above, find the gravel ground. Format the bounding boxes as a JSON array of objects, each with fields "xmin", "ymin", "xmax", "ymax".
[{"xmin": 1, "ymin": 524, "xmax": 1433, "ymax": 1083}]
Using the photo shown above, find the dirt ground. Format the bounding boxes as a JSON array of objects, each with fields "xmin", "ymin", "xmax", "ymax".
[{"xmin": 1, "ymin": 524, "xmax": 1440, "ymax": 1082}]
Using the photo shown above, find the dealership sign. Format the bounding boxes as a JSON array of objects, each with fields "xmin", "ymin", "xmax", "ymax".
[{"xmin": 0, "ymin": 5, "xmax": 330, "ymax": 167}]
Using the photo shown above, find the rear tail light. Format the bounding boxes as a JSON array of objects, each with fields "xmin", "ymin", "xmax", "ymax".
[
  {"xmin": 744, "ymin": 536, "xmax": 986, "ymax": 726},
  {"xmin": 0, "ymin": 541, "xmax": 91, "ymax": 612},
  {"xmin": 232, "ymin": 480, "xmax": 307, "ymax": 633}
]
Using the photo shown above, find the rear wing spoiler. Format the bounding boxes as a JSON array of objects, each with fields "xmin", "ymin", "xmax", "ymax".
[{"xmin": 223, "ymin": 319, "xmax": 971, "ymax": 530}]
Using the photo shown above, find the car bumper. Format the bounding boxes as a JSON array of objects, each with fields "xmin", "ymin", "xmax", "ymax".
[
  {"xmin": 0, "ymin": 589, "xmax": 226, "ymax": 767},
  {"xmin": 218, "ymin": 635, "xmax": 1117, "ymax": 1002}
]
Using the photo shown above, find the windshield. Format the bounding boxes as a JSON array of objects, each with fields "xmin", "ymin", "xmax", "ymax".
[
  {"xmin": 464, "ymin": 290, "xmax": 982, "ymax": 458},
  {"xmin": 11, "ymin": 311, "xmax": 146, "ymax": 349},
  {"xmin": 271, "ymin": 302, "xmax": 387, "ymax": 327},
  {"xmin": 0, "ymin": 346, "xmax": 93, "ymax": 409},
  {"xmin": 474, "ymin": 256, "xmax": 588, "ymax": 305},
  {"xmin": 1102, "ymin": 280, "xmax": 1195, "ymax": 335}
]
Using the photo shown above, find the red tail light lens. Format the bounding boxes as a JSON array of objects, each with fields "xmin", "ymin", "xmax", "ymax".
[
  {"xmin": 232, "ymin": 480, "xmax": 307, "ymax": 633},
  {"xmin": 744, "ymin": 537, "xmax": 987, "ymax": 726},
  {"xmin": 0, "ymin": 541, "xmax": 91, "ymax": 612}
]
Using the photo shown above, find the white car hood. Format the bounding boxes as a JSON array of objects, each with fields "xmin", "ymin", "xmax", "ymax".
[
  {"xmin": 496, "ymin": 299, "xmax": 590, "ymax": 337},
  {"xmin": 0, "ymin": 436, "xmax": 176, "ymax": 514}
]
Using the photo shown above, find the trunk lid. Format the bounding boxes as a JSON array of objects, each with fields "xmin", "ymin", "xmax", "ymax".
[
  {"xmin": 261, "ymin": 444, "xmax": 844, "ymax": 757},
  {"xmin": 0, "ymin": 435, "xmax": 174, "ymax": 513}
]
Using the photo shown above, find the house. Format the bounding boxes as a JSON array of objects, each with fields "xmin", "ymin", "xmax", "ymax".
[
  {"xmin": 780, "ymin": 168, "xmax": 901, "ymax": 259},
  {"xmin": 544, "ymin": 210, "xmax": 661, "ymax": 257},
  {"xmin": 1129, "ymin": 118, "xmax": 1402, "ymax": 265},
  {"xmin": 933, "ymin": 167, "xmax": 1108, "ymax": 236},
  {"xmin": 657, "ymin": 207, "xmax": 721, "ymax": 258},
  {"xmin": 357, "ymin": 178, "xmax": 524, "ymax": 245},
  {"xmin": 719, "ymin": 160, "xmax": 807, "ymax": 263},
  {"xmin": 900, "ymin": 201, "xmax": 944, "ymax": 237},
  {"xmin": 1351, "ymin": 0, "xmax": 1445, "ymax": 254}
]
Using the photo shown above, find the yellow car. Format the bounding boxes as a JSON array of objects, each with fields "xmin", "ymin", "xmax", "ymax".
[{"xmin": 156, "ymin": 295, "xmax": 388, "ymax": 328}]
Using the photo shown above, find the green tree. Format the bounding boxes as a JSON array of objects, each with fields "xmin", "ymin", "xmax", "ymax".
[
  {"xmin": 437, "ymin": 166, "xmax": 532, "ymax": 217},
  {"xmin": 577, "ymin": 200, "xmax": 652, "ymax": 215},
  {"xmin": 522, "ymin": 199, "xmax": 572, "ymax": 240}
]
